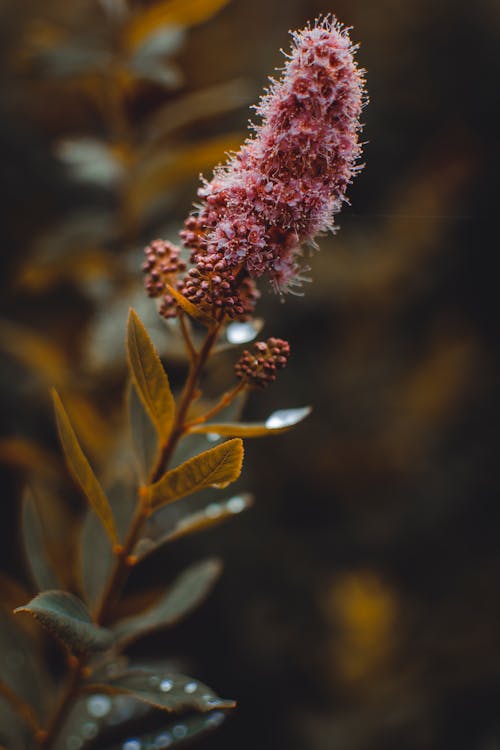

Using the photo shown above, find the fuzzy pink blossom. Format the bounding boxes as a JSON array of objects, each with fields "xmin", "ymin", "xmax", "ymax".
[{"xmin": 183, "ymin": 15, "xmax": 366, "ymax": 292}]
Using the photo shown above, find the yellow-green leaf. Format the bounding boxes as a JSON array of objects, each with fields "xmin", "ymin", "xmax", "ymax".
[
  {"xmin": 165, "ymin": 283, "xmax": 215, "ymax": 327},
  {"xmin": 188, "ymin": 406, "xmax": 313, "ymax": 438},
  {"xmin": 124, "ymin": 0, "xmax": 231, "ymax": 51},
  {"xmin": 127, "ymin": 309, "xmax": 175, "ymax": 444},
  {"xmin": 149, "ymin": 438, "xmax": 243, "ymax": 509},
  {"xmin": 52, "ymin": 389, "xmax": 118, "ymax": 545}
]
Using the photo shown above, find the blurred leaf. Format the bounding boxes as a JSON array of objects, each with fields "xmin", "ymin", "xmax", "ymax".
[
  {"xmin": 149, "ymin": 438, "xmax": 244, "ymax": 510},
  {"xmin": 165, "ymin": 283, "xmax": 215, "ymax": 326},
  {"xmin": 127, "ymin": 310, "xmax": 175, "ymax": 447},
  {"xmin": 134, "ymin": 493, "xmax": 253, "ymax": 561},
  {"xmin": 80, "ymin": 473, "xmax": 137, "ymax": 610},
  {"xmin": 0, "ymin": 320, "xmax": 69, "ymax": 386},
  {"xmin": 15, "ymin": 591, "xmax": 114, "ymax": 654},
  {"xmin": 142, "ymin": 79, "xmax": 252, "ymax": 147},
  {"xmin": 127, "ymin": 133, "xmax": 241, "ymax": 224},
  {"xmin": 56, "ymin": 138, "xmax": 125, "ymax": 187},
  {"xmin": 129, "ymin": 58, "xmax": 182, "ymax": 88},
  {"xmin": 113, "ymin": 558, "xmax": 222, "ymax": 645},
  {"xmin": 123, "ymin": 0, "xmax": 231, "ymax": 51},
  {"xmin": 91, "ymin": 668, "xmax": 235, "ymax": 712},
  {"xmin": 102, "ymin": 709, "xmax": 228, "ymax": 748},
  {"xmin": 80, "ymin": 508, "xmax": 114, "ymax": 612},
  {"xmin": 127, "ymin": 382, "xmax": 159, "ymax": 483},
  {"xmin": 0, "ymin": 438, "xmax": 58, "ymax": 479},
  {"xmin": 52, "ymin": 390, "xmax": 118, "ymax": 545},
  {"xmin": 189, "ymin": 406, "xmax": 312, "ymax": 438},
  {"xmin": 22, "ymin": 489, "xmax": 59, "ymax": 592}
]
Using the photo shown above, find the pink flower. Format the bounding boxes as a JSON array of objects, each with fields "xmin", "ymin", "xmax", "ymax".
[{"xmin": 183, "ymin": 15, "xmax": 366, "ymax": 292}]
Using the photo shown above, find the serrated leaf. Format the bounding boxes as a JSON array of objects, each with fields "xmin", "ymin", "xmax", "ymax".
[
  {"xmin": 149, "ymin": 438, "xmax": 244, "ymax": 510},
  {"xmin": 22, "ymin": 489, "xmax": 59, "ymax": 592},
  {"xmin": 123, "ymin": 0, "xmax": 231, "ymax": 51},
  {"xmin": 164, "ymin": 283, "xmax": 215, "ymax": 326},
  {"xmin": 91, "ymin": 668, "xmax": 235, "ymax": 713},
  {"xmin": 113, "ymin": 559, "xmax": 222, "ymax": 645},
  {"xmin": 188, "ymin": 406, "xmax": 313, "ymax": 438},
  {"xmin": 52, "ymin": 389, "xmax": 118, "ymax": 545},
  {"xmin": 14, "ymin": 591, "xmax": 114, "ymax": 654},
  {"xmin": 127, "ymin": 310, "xmax": 175, "ymax": 446},
  {"xmin": 134, "ymin": 493, "xmax": 253, "ymax": 561}
]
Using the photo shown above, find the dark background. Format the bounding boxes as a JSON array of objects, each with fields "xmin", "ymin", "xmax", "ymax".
[{"xmin": 1, "ymin": 1, "xmax": 500, "ymax": 749}]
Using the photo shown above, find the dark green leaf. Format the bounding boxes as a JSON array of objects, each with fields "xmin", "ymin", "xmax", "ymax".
[
  {"xmin": 15, "ymin": 591, "xmax": 114, "ymax": 655},
  {"xmin": 52, "ymin": 389, "xmax": 118, "ymax": 545},
  {"xmin": 90, "ymin": 668, "xmax": 235, "ymax": 713},
  {"xmin": 22, "ymin": 488, "xmax": 59, "ymax": 591},
  {"xmin": 149, "ymin": 438, "xmax": 244, "ymax": 510},
  {"xmin": 134, "ymin": 493, "xmax": 253, "ymax": 561},
  {"xmin": 127, "ymin": 382, "xmax": 161, "ymax": 482},
  {"xmin": 127, "ymin": 310, "xmax": 175, "ymax": 446},
  {"xmin": 113, "ymin": 559, "xmax": 222, "ymax": 645},
  {"xmin": 103, "ymin": 710, "xmax": 228, "ymax": 749}
]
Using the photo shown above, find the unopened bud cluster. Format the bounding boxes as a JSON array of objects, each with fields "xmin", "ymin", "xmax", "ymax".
[
  {"xmin": 235, "ymin": 338, "xmax": 290, "ymax": 388},
  {"xmin": 142, "ymin": 239, "xmax": 187, "ymax": 319}
]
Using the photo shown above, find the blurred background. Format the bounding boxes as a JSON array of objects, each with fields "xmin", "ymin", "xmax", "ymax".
[{"xmin": 1, "ymin": 0, "xmax": 499, "ymax": 748}]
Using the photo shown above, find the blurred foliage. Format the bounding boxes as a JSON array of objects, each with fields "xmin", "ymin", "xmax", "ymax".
[{"xmin": 1, "ymin": 0, "xmax": 500, "ymax": 750}]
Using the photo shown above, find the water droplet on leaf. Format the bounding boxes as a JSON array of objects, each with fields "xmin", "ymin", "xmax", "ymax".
[
  {"xmin": 87, "ymin": 694, "xmax": 112, "ymax": 718},
  {"xmin": 265, "ymin": 406, "xmax": 312, "ymax": 429},
  {"xmin": 159, "ymin": 679, "xmax": 173, "ymax": 692}
]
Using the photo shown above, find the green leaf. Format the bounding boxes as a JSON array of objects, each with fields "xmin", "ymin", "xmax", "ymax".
[
  {"xmin": 127, "ymin": 310, "xmax": 175, "ymax": 446},
  {"xmin": 14, "ymin": 591, "xmax": 114, "ymax": 655},
  {"xmin": 22, "ymin": 488, "xmax": 59, "ymax": 591},
  {"xmin": 149, "ymin": 438, "xmax": 244, "ymax": 510},
  {"xmin": 100, "ymin": 710, "xmax": 229, "ymax": 749},
  {"xmin": 80, "ymin": 509, "xmax": 114, "ymax": 611},
  {"xmin": 127, "ymin": 381, "xmax": 159, "ymax": 482},
  {"xmin": 52, "ymin": 389, "xmax": 118, "ymax": 546},
  {"xmin": 134, "ymin": 493, "xmax": 253, "ymax": 561},
  {"xmin": 188, "ymin": 406, "xmax": 313, "ymax": 438},
  {"xmin": 90, "ymin": 668, "xmax": 235, "ymax": 713},
  {"xmin": 113, "ymin": 558, "xmax": 222, "ymax": 645},
  {"xmin": 165, "ymin": 283, "xmax": 215, "ymax": 326}
]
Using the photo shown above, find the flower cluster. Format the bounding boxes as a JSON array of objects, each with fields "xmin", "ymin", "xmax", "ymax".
[
  {"xmin": 143, "ymin": 15, "xmax": 365, "ymax": 321},
  {"xmin": 235, "ymin": 338, "xmax": 291, "ymax": 388},
  {"xmin": 182, "ymin": 15, "xmax": 366, "ymax": 293}
]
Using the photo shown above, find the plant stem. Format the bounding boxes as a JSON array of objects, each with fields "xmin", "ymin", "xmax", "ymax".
[
  {"xmin": 39, "ymin": 321, "xmax": 223, "ymax": 749},
  {"xmin": 184, "ymin": 382, "xmax": 245, "ymax": 429},
  {"xmin": 149, "ymin": 321, "xmax": 223, "ymax": 484},
  {"xmin": 0, "ymin": 680, "xmax": 44, "ymax": 739}
]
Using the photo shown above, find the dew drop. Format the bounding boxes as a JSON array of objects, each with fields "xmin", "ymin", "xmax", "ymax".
[
  {"xmin": 172, "ymin": 724, "xmax": 187, "ymax": 739},
  {"xmin": 206, "ymin": 432, "xmax": 221, "ymax": 443},
  {"xmin": 123, "ymin": 740, "xmax": 141, "ymax": 750},
  {"xmin": 184, "ymin": 681, "xmax": 198, "ymax": 694},
  {"xmin": 159, "ymin": 679, "xmax": 173, "ymax": 692},
  {"xmin": 87, "ymin": 694, "xmax": 112, "ymax": 718},
  {"xmin": 153, "ymin": 733, "xmax": 172, "ymax": 748},
  {"xmin": 81, "ymin": 722, "xmax": 98, "ymax": 740},
  {"xmin": 205, "ymin": 503, "xmax": 222, "ymax": 518},
  {"xmin": 226, "ymin": 321, "xmax": 260, "ymax": 344},
  {"xmin": 227, "ymin": 496, "xmax": 246, "ymax": 514},
  {"xmin": 265, "ymin": 406, "xmax": 312, "ymax": 430},
  {"xmin": 66, "ymin": 736, "xmax": 83, "ymax": 750}
]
